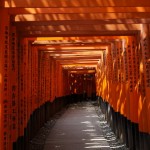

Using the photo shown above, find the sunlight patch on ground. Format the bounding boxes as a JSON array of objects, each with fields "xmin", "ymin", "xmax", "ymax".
[
  {"xmin": 90, "ymin": 138, "xmax": 106, "ymax": 141},
  {"xmin": 82, "ymin": 129, "xmax": 96, "ymax": 132},
  {"xmin": 85, "ymin": 145, "xmax": 110, "ymax": 149}
]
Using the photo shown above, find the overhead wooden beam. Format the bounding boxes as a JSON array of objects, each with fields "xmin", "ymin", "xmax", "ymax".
[
  {"xmin": 14, "ymin": 13, "xmax": 150, "ymax": 21},
  {"xmin": 59, "ymin": 60, "xmax": 100, "ymax": 64},
  {"xmin": 60, "ymin": 62, "xmax": 98, "ymax": 65},
  {"xmin": 41, "ymin": 50, "xmax": 104, "ymax": 54},
  {"xmin": 29, "ymin": 35, "xmax": 129, "ymax": 41},
  {"xmin": 60, "ymin": 59, "xmax": 100, "ymax": 61},
  {"xmin": 47, "ymin": 51, "xmax": 102, "ymax": 55},
  {"xmin": 12, "ymin": 19, "xmax": 150, "ymax": 26},
  {"xmin": 33, "ymin": 44, "xmax": 109, "ymax": 50},
  {"xmin": 59, "ymin": 62, "xmax": 98, "ymax": 65},
  {"xmin": 65, "ymin": 70, "xmax": 96, "ymax": 74},
  {"xmin": 35, "ymin": 42, "xmax": 110, "ymax": 47},
  {"xmin": 19, "ymin": 30, "xmax": 139, "ymax": 37},
  {"xmin": 15, "ymin": 24, "xmax": 142, "ymax": 33},
  {"xmin": 24, "ymin": 36, "xmax": 129, "ymax": 49},
  {"xmin": 8, "ymin": 7, "xmax": 150, "ymax": 15},
  {"xmin": 53, "ymin": 56, "xmax": 101, "ymax": 60},
  {"xmin": 4, "ymin": 0, "xmax": 150, "ymax": 7},
  {"xmin": 63, "ymin": 67, "xmax": 96, "ymax": 70}
]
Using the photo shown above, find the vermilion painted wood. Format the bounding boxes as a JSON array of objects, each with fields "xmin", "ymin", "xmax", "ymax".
[
  {"xmin": 0, "ymin": 9, "xmax": 11, "ymax": 150},
  {"xmin": 10, "ymin": 26, "xmax": 19, "ymax": 144}
]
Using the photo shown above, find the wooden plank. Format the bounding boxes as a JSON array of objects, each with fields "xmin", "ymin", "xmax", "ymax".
[
  {"xmin": 18, "ymin": 38, "xmax": 26, "ymax": 137},
  {"xmin": 34, "ymin": 43, "xmax": 110, "ymax": 48},
  {"xmin": 15, "ymin": 24, "xmax": 142, "ymax": 33},
  {"xmin": 30, "ymin": 35, "xmax": 130, "ymax": 41},
  {"xmin": 0, "ymin": 9, "xmax": 11, "ymax": 150},
  {"xmin": 10, "ymin": 26, "xmax": 19, "ymax": 144},
  {"xmin": 8, "ymin": 7, "xmax": 150, "ymax": 15},
  {"xmin": 5, "ymin": 0, "xmax": 150, "ymax": 7},
  {"xmin": 19, "ymin": 30, "xmax": 139, "ymax": 37},
  {"xmin": 12, "ymin": 19, "xmax": 150, "ymax": 27},
  {"xmin": 31, "ymin": 46, "xmax": 38, "ymax": 111},
  {"xmin": 15, "ymin": 13, "xmax": 150, "ymax": 22},
  {"xmin": 54, "ymin": 56, "xmax": 101, "ymax": 60}
]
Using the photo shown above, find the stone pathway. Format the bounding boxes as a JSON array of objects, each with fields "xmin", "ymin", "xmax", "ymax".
[{"xmin": 30, "ymin": 101, "xmax": 128, "ymax": 150}]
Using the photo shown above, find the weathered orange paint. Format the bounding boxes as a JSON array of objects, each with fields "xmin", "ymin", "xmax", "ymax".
[
  {"xmin": 10, "ymin": 26, "xmax": 19, "ymax": 144},
  {"xmin": 0, "ymin": 9, "xmax": 11, "ymax": 150}
]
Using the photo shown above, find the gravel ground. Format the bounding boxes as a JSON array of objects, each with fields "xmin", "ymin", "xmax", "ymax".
[
  {"xmin": 93, "ymin": 102, "xmax": 129, "ymax": 150},
  {"xmin": 29, "ymin": 101, "xmax": 129, "ymax": 150},
  {"xmin": 29, "ymin": 109, "xmax": 66, "ymax": 150}
]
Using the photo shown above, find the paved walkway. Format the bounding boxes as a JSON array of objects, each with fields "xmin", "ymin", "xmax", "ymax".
[{"xmin": 43, "ymin": 102, "xmax": 111, "ymax": 150}]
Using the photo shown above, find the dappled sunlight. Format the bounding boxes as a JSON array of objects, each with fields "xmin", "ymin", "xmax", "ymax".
[
  {"xmin": 81, "ymin": 123, "xmax": 111, "ymax": 149},
  {"xmin": 89, "ymin": 138, "xmax": 106, "ymax": 141},
  {"xmin": 82, "ymin": 133, "xmax": 99, "ymax": 137},
  {"xmin": 85, "ymin": 142, "xmax": 106, "ymax": 144},
  {"xmin": 85, "ymin": 114, "xmax": 99, "ymax": 118},
  {"xmin": 4, "ymin": 1, "xmax": 10, "ymax": 7},
  {"xmin": 136, "ymin": 7, "xmax": 146, "ymax": 12},
  {"xmin": 110, "ymin": 144, "xmax": 126, "ymax": 149},
  {"xmin": 81, "ymin": 121, "xmax": 91, "ymax": 124},
  {"xmin": 82, "ymin": 129, "xmax": 96, "ymax": 132},
  {"xmin": 4, "ymin": 0, "xmax": 150, "ymax": 8},
  {"xmin": 85, "ymin": 145, "xmax": 110, "ymax": 149},
  {"xmin": 24, "ymin": 8, "xmax": 39, "ymax": 13},
  {"xmin": 86, "ymin": 125, "xmax": 95, "ymax": 128},
  {"xmin": 1, "ymin": 1, "xmax": 150, "ymax": 150}
]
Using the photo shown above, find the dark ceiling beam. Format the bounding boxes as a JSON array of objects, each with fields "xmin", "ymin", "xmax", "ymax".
[
  {"xmin": 41, "ymin": 50, "xmax": 105, "ymax": 53},
  {"xmin": 15, "ymin": 24, "xmax": 142, "ymax": 34},
  {"xmin": 34, "ymin": 42, "xmax": 110, "ymax": 47},
  {"xmin": 59, "ymin": 60, "xmax": 100, "ymax": 64},
  {"xmin": 12, "ymin": 19, "xmax": 150, "ymax": 26},
  {"xmin": 60, "ymin": 62, "xmax": 98, "ymax": 65},
  {"xmin": 53, "ymin": 56, "xmax": 101, "ymax": 60},
  {"xmin": 19, "ymin": 30, "xmax": 139, "ymax": 37}
]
